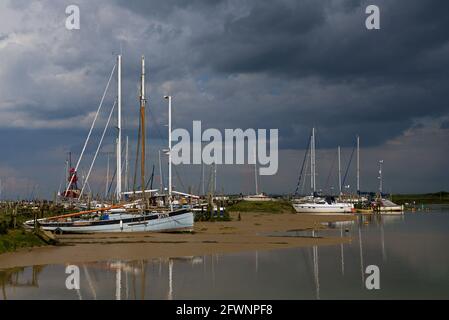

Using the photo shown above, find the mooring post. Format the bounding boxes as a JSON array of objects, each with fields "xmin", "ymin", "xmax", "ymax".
[
  {"xmin": 13, "ymin": 205, "xmax": 17, "ymax": 229},
  {"xmin": 34, "ymin": 208, "xmax": 37, "ymax": 232}
]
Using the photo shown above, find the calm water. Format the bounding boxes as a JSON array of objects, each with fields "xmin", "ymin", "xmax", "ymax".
[{"xmin": 1, "ymin": 208, "xmax": 449, "ymax": 300}]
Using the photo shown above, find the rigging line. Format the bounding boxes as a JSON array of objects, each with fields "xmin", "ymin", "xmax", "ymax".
[
  {"xmin": 173, "ymin": 163, "xmax": 187, "ymax": 192},
  {"xmin": 107, "ymin": 142, "xmax": 128, "ymax": 198},
  {"xmin": 295, "ymin": 139, "xmax": 310, "ymax": 196},
  {"xmin": 78, "ymin": 100, "xmax": 117, "ymax": 200},
  {"xmin": 107, "ymin": 167, "xmax": 117, "ymax": 198},
  {"xmin": 133, "ymin": 114, "xmax": 142, "ymax": 192},
  {"xmin": 294, "ymin": 134, "xmax": 311, "ymax": 196},
  {"xmin": 301, "ymin": 155, "xmax": 309, "ymax": 195},
  {"xmin": 324, "ymin": 151, "xmax": 337, "ymax": 193},
  {"xmin": 205, "ymin": 165, "xmax": 213, "ymax": 194},
  {"xmin": 147, "ymin": 107, "xmax": 165, "ymax": 140},
  {"xmin": 342, "ymin": 145, "xmax": 356, "ymax": 190},
  {"xmin": 145, "ymin": 164, "xmax": 155, "ymax": 190},
  {"xmin": 57, "ymin": 161, "xmax": 67, "ymax": 195},
  {"xmin": 80, "ymin": 168, "xmax": 93, "ymax": 195},
  {"xmin": 197, "ymin": 161, "xmax": 203, "ymax": 196},
  {"xmin": 65, "ymin": 62, "xmax": 116, "ymax": 196}
]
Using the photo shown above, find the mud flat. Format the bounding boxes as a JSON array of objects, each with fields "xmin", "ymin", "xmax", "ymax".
[{"xmin": 0, "ymin": 212, "xmax": 355, "ymax": 269}]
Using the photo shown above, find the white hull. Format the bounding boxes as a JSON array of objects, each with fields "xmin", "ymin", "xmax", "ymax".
[
  {"xmin": 293, "ymin": 202, "xmax": 354, "ymax": 214},
  {"xmin": 25, "ymin": 210, "xmax": 194, "ymax": 234},
  {"xmin": 375, "ymin": 200, "xmax": 404, "ymax": 213},
  {"xmin": 243, "ymin": 197, "xmax": 273, "ymax": 202},
  {"xmin": 243, "ymin": 194, "xmax": 273, "ymax": 201}
]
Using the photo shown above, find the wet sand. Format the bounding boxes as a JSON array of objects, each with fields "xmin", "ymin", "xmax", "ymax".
[{"xmin": 0, "ymin": 212, "xmax": 355, "ymax": 269}]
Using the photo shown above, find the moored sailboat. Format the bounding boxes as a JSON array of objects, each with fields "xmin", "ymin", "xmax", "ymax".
[
  {"xmin": 25, "ymin": 55, "xmax": 193, "ymax": 233},
  {"xmin": 292, "ymin": 128, "xmax": 354, "ymax": 214}
]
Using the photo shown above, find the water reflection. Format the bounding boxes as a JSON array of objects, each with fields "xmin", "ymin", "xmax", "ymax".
[
  {"xmin": 0, "ymin": 265, "xmax": 43, "ymax": 299},
  {"xmin": 1, "ymin": 211, "xmax": 449, "ymax": 299}
]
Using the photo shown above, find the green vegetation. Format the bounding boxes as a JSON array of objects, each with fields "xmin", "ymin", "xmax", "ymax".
[
  {"xmin": 392, "ymin": 192, "xmax": 449, "ymax": 205},
  {"xmin": 0, "ymin": 229, "xmax": 46, "ymax": 254},
  {"xmin": 227, "ymin": 200, "xmax": 295, "ymax": 213},
  {"xmin": 0, "ymin": 202, "xmax": 70, "ymax": 254},
  {"xmin": 195, "ymin": 210, "xmax": 231, "ymax": 222}
]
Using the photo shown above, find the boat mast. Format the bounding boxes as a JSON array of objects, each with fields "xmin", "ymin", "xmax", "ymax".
[
  {"xmin": 201, "ymin": 162, "xmax": 205, "ymax": 196},
  {"xmin": 254, "ymin": 147, "xmax": 258, "ymax": 195},
  {"xmin": 214, "ymin": 162, "xmax": 217, "ymax": 195},
  {"xmin": 356, "ymin": 135, "xmax": 360, "ymax": 194},
  {"xmin": 125, "ymin": 136, "xmax": 129, "ymax": 192},
  {"xmin": 116, "ymin": 54, "xmax": 122, "ymax": 201},
  {"xmin": 310, "ymin": 128, "xmax": 316, "ymax": 195},
  {"xmin": 158, "ymin": 150, "xmax": 164, "ymax": 194},
  {"xmin": 165, "ymin": 95, "xmax": 173, "ymax": 211},
  {"xmin": 378, "ymin": 160, "xmax": 383, "ymax": 195},
  {"xmin": 140, "ymin": 56, "xmax": 147, "ymax": 207},
  {"xmin": 338, "ymin": 146, "xmax": 342, "ymax": 196},
  {"xmin": 66, "ymin": 153, "xmax": 69, "ymax": 186},
  {"xmin": 310, "ymin": 131, "xmax": 313, "ymax": 193}
]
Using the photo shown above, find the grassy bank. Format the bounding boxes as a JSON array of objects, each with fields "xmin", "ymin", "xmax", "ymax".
[
  {"xmin": 227, "ymin": 200, "xmax": 295, "ymax": 213},
  {"xmin": 392, "ymin": 192, "xmax": 449, "ymax": 205},
  {"xmin": 0, "ymin": 230, "xmax": 47, "ymax": 254},
  {"xmin": 0, "ymin": 202, "xmax": 66, "ymax": 254}
]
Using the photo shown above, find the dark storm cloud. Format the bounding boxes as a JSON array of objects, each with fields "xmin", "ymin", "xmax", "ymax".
[
  {"xmin": 111, "ymin": 0, "xmax": 449, "ymax": 147},
  {"xmin": 193, "ymin": 0, "xmax": 449, "ymax": 81}
]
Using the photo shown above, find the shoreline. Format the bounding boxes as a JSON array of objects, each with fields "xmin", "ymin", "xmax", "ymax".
[{"xmin": 0, "ymin": 211, "xmax": 355, "ymax": 269}]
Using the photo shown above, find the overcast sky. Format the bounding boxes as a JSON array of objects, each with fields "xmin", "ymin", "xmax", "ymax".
[{"xmin": 0, "ymin": 0, "xmax": 448, "ymax": 199}]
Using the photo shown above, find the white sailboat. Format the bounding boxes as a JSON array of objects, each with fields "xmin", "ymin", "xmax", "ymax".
[
  {"xmin": 293, "ymin": 198, "xmax": 354, "ymax": 214},
  {"xmin": 373, "ymin": 160, "xmax": 403, "ymax": 213},
  {"xmin": 292, "ymin": 128, "xmax": 354, "ymax": 214},
  {"xmin": 25, "ymin": 55, "xmax": 193, "ymax": 233},
  {"xmin": 243, "ymin": 147, "xmax": 273, "ymax": 201}
]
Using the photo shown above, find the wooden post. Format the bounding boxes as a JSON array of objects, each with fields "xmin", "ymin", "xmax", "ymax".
[
  {"xmin": 40, "ymin": 202, "xmax": 44, "ymax": 219},
  {"xmin": 34, "ymin": 210, "xmax": 37, "ymax": 232},
  {"xmin": 207, "ymin": 193, "xmax": 213, "ymax": 220},
  {"xmin": 13, "ymin": 206, "xmax": 17, "ymax": 229}
]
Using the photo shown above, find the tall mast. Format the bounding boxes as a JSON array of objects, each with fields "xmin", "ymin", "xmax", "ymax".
[
  {"xmin": 310, "ymin": 128, "xmax": 316, "ymax": 194},
  {"xmin": 214, "ymin": 162, "xmax": 218, "ymax": 195},
  {"xmin": 310, "ymin": 130, "xmax": 313, "ymax": 192},
  {"xmin": 356, "ymin": 135, "xmax": 360, "ymax": 194},
  {"xmin": 65, "ymin": 153, "xmax": 69, "ymax": 187},
  {"xmin": 378, "ymin": 160, "xmax": 383, "ymax": 195},
  {"xmin": 165, "ymin": 95, "xmax": 173, "ymax": 210},
  {"xmin": 254, "ymin": 147, "xmax": 258, "ymax": 195},
  {"xmin": 158, "ymin": 150, "xmax": 164, "ymax": 194},
  {"xmin": 338, "ymin": 146, "xmax": 342, "ymax": 196},
  {"xmin": 116, "ymin": 55, "xmax": 122, "ymax": 201},
  {"xmin": 201, "ymin": 162, "xmax": 205, "ymax": 196},
  {"xmin": 140, "ymin": 56, "xmax": 147, "ymax": 207},
  {"xmin": 313, "ymin": 128, "xmax": 316, "ymax": 193},
  {"xmin": 125, "ymin": 136, "xmax": 129, "ymax": 192}
]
